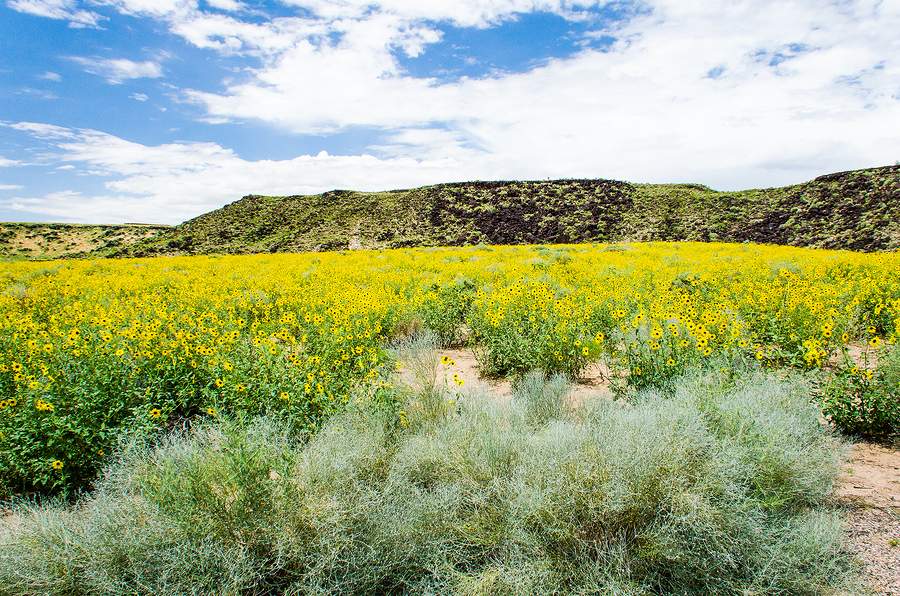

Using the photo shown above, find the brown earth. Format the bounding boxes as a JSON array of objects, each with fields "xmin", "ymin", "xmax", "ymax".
[
  {"xmin": 434, "ymin": 348, "xmax": 614, "ymax": 407},
  {"xmin": 837, "ymin": 443, "xmax": 900, "ymax": 595},
  {"xmin": 838, "ymin": 443, "xmax": 900, "ymax": 510}
]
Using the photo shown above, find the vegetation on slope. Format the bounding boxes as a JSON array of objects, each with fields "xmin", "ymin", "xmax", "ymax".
[
  {"xmin": 1, "ymin": 166, "xmax": 894, "ymax": 259},
  {"xmin": 120, "ymin": 165, "xmax": 898, "ymax": 256},
  {"xmin": 0, "ymin": 223, "xmax": 170, "ymax": 260}
]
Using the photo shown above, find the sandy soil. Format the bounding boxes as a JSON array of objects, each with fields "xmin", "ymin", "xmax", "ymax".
[
  {"xmin": 837, "ymin": 443, "xmax": 900, "ymax": 595},
  {"xmin": 829, "ymin": 343, "xmax": 880, "ymax": 369},
  {"xmin": 435, "ymin": 348, "xmax": 614, "ymax": 407},
  {"xmin": 838, "ymin": 443, "xmax": 900, "ymax": 510}
]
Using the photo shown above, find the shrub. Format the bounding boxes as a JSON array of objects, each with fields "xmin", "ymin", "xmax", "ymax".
[
  {"xmin": 821, "ymin": 345, "xmax": 900, "ymax": 441},
  {"xmin": 388, "ymin": 331, "xmax": 459, "ymax": 430},
  {"xmin": 0, "ymin": 370, "xmax": 858, "ymax": 594},
  {"xmin": 511, "ymin": 369, "xmax": 568, "ymax": 425},
  {"xmin": 419, "ymin": 278, "xmax": 476, "ymax": 347},
  {"xmin": 467, "ymin": 280, "xmax": 603, "ymax": 378}
]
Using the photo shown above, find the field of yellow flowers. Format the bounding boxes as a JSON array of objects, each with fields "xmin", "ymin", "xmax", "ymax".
[{"xmin": 1, "ymin": 241, "xmax": 898, "ymax": 493}]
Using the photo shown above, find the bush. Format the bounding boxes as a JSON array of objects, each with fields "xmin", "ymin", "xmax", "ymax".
[
  {"xmin": 821, "ymin": 345, "xmax": 900, "ymax": 441},
  {"xmin": 467, "ymin": 280, "xmax": 603, "ymax": 378},
  {"xmin": 0, "ymin": 370, "xmax": 858, "ymax": 594},
  {"xmin": 419, "ymin": 278, "xmax": 476, "ymax": 347},
  {"xmin": 511, "ymin": 369, "xmax": 568, "ymax": 426}
]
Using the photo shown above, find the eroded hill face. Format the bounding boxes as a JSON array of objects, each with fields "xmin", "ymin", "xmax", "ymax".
[
  {"xmin": 5, "ymin": 165, "xmax": 898, "ymax": 259},
  {"xmin": 123, "ymin": 165, "xmax": 898, "ymax": 256},
  {"xmin": 0, "ymin": 223, "xmax": 170, "ymax": 260}
]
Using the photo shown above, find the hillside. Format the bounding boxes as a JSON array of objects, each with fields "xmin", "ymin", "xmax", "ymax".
[
  {"xmin": 0, "ymin": 223, "xmax": 170, "ymax": 260},
  {"xmin": 2, "ymin": 165, "xmax": 897, "ymax": 260},
  {"xmin": 120, "ymin": 165, "xmax": 898, "ymax": 256}
]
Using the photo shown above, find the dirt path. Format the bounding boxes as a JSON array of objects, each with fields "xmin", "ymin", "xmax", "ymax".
[{"xmin": 837, "ymin": 443, "xmax": 900, "ymax": 595}]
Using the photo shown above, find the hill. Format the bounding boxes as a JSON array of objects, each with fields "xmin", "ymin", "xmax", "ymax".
[
  {"xmin": 121, "ymin": 165, "xmax": 898, "ymax": 256},
  {"xmin": 2, "ymin": 165, "xmax": 897, "ymax": 260},
  {"xmin": 0, "ymin": 223, "xmax": 170, "ymax": 260}
]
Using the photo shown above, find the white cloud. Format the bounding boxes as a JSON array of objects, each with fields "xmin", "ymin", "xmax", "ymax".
[
  {"xmin": 2, "ymin": 0, "xmax": 898, "ymax": 223},
  {"xmin": 205, "ymin": 0, "xmax": 244, "ymax": 12},
  {"xmin": 370, "ymin": 128, "xmax": 481, "ymax": 161},
  {"xmin": 6, "ymin": 0, "xmax": 103, "ymax": 27},
  {"xmin": 69, "ymin": 56, "xmax": 164, "ymax": 84},
  {"xmin": 5, "ymin": 122, "xmax": 79, "ymax": 139},
  {"xmin": 169, "ymin": 13, "xmax": 331, "ymax": 55},
  {"xmin": 180, "ymin": 0, "xmax": 899, "ymax": 189},
  {"xmin": 15, "ymin": 87, "xmax": 59, "ymax": 100},
  {"xmin": 92, "ymin": 0, "xmax": 328, "ymax": 55},
  {"xmin": 277, "ymin": 0, "xmax": 610, "ymax": 27},
  {"xmin": 130, "ymin": 92, "xmax": 150, "ymax": 101},
  {"xmin": 2, "ymin": 124, "xmax": 494, "ymax": 223},
  {"xmin": 21, "ymin": 0, "xmax": 610, "ymax": 57},
  {"xmin": 4, "ymin": 191, "xmax": 90, "ymax": 221},
  {"xmin": 0, "ymin": 184, "xmax": 24, "ymax": 191},
  {"xmin": 153, "ymin": 1, "xmax": 609, "ymax": 58},
  {"xmin": 95, "ymin": 0, "xmax": 186, "ymax": 18},
  {"xmin": 39, "ymin": 71, "xmax": 62, "ymax": 81},
  {"xmin": 0, "ymin": 157, "xmax": 22, "ymax": 167}
]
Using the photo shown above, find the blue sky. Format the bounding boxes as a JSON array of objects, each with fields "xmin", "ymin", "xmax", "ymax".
[{"xmin": 0, "ymin": 0, "xmax": 897, "ymax": 223}]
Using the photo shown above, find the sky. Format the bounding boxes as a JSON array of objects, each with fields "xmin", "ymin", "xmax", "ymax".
[{"xmin": 0, "ymin": 0, "xmax": 897, "ymax": 224}]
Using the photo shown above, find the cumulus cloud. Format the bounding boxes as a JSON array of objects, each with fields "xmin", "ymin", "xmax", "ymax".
[
  {"xmin": 6, "ymin": 0, "xmax": 103, "ymax": 27},
  {"xmin": 167, "ymin": 13, "xmax": 326, "ymax": 55},
  {"xmin": 181, "ymin": 0, "xmax": 899, "ymax": 188},
  {"xmin": 277, "ymin": 0, "xmax": 611, "ymax": 27},
  {"xmin": 2, "ymin": 0, "xmax": 898, "ymax": 222},
  {"xmin": 69, "ymin": 56, "xmax": 164, "ymax": 84},
  {"xmin": 204, "ymin": 0, "xmax": 244, "ymax": 12},
  {"xmin": 1, "ymin": 123, "xmax": 495, "ymax": 223}
]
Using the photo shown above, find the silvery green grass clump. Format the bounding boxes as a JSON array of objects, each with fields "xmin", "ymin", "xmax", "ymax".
[{"xmin": 0, "ymin": 341, "xmax": 859, "ymax": 594}]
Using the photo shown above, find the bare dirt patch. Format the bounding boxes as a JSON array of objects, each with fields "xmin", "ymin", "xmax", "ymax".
[
  {"xmin": 436, "ymin": 348, "xmax": 512, "ymax": 400},
  {"xmin": 837, "ymin": 443, "xmax": 900, "ymax": 595},
  {"xmin": 838, "ymin": 443, "xmax": 900, "ymax": 510},
  {"xmin": 829, "ymin": 343, "xmax": 879, "ymax": 369},
  {"xmin": 435, "ymin": 348, "xmax": 614, "ymax": 407}
]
